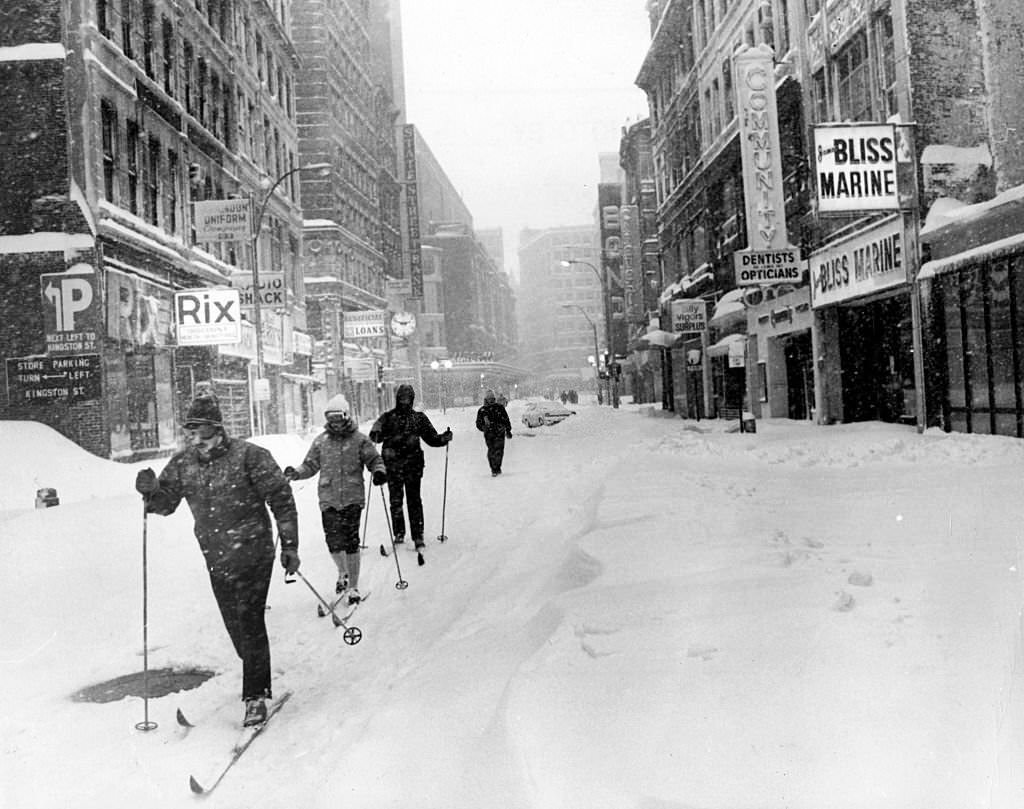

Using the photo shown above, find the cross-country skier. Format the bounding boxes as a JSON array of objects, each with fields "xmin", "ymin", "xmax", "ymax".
[
  {"xmin": 369, "ymin": 384, "xmax": 452, "ymax": 550},
  {"xmin": 134, "ymin": 394, "xmax": 299, "ymax": 728},
  {"xmin": 284, "ymin": 394, "xmax": 386, "ymax": 605},
  {"xmin": 475, "ymin": 389, "xmax": 513, "ymax": 476}
]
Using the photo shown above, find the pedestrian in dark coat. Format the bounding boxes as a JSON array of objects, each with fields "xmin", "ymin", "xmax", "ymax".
[
  {"xmin": 475, "ymin": 389, "xmax": 513, "ymax": 476},
  {"xmin": 369, "ymin": 383, "xmax": 452, "ymax": 549},
  {"xmin": 285, "ymin": 394, "xmax": 386, "ymax": 605},
  {"xmin": 134, "ymin": 394, "xmax": 299, "ymax": 727}
]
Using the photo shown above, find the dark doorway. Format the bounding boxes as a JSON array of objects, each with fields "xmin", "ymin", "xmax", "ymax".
[{"xmin": 783, "ymin": 332, "xmax": 813, "ymax": 420}]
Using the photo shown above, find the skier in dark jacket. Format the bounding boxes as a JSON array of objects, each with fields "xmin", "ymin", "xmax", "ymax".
[
  {"xmin": 475, "ymin": 389, "xmax": 513, "ymax": 476},
  {"xmin": 369, "ymin": 384, "xmax": 452, "ymax": 549},
  {"xmin": 134, "ymin": 394, "xmax": 299, "ymax": 728},
  {"xmin": 285, "ymin": 394, "xmax": 386, "ymax": 605}
]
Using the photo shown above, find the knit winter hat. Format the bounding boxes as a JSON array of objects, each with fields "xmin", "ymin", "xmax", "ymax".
[
  {"xmin": 324, "ymin": 394, "xmax": 351, "ymax": 417},
  {"xmin": 484, "ymin": 389, "xmax": 496, "ymax": 403},
  {"xmin": 183, "ymin": 395, "xmax": 223, "ymax": 427}
]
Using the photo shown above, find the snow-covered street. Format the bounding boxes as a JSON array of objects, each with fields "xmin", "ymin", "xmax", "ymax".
[{"xmin": 3, "ymin": 402, "xmax": 1024, "ymax": 808}]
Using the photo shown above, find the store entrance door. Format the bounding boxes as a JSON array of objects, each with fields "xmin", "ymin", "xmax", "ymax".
[{"xmin": 783, "ymin": 332, "xmax": 813, "ymax": 420}]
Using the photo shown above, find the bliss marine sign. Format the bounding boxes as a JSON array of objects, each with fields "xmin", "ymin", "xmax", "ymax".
[{"xmin": 732, "ymin": 44, "xmax": 802, "ymax": 286}]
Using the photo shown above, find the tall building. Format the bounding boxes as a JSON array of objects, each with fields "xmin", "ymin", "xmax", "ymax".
[
  {"xmin": 517, "ymin": 225, "xmax": 602, "ymax": 392},
  {"xmin": 0, "ymin": 0, "xmax": 313, "ymax": 458}
]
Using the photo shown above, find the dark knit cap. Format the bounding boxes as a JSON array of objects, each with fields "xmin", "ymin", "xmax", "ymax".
[{"xmin": 183, "ymin": 396, "xmax": 223, "ymax": 427}]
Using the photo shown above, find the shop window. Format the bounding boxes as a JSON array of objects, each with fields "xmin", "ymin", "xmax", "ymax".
[{"xmin": 758, "ymin": 361, "xmax": 768, "ymax": 402}]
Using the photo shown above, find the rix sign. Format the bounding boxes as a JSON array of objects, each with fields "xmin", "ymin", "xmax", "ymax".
[{"xmin": 174, "ymin": 288, "xmax": 241, "ymax": 345}]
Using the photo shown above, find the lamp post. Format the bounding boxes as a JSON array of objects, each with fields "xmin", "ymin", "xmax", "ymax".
[
  {"xmin": 249, "ymin": 162, "xmax": 330, "ymax": 434},
  {"xmin": 561, "ymin": 304, "xmax": 601, "ymax": 404},
  {"xmin": 561, "ymin": 258, "xmax": 618, "ymax": 408},
  {"xmin": 430, "ymin": 358, "xmax": 453, "ymax": 414}
]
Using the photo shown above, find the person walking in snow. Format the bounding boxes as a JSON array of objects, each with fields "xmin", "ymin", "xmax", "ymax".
[
  {"xmin": 284, "ymin": 395, "xmax": 386, "ymax": 605},
  {"xmin": 475, "ymin": 389, "xmax": 513, "ymax": 476},
  {"xmin": 369, "ymin": 383, "xmax": 452, "ymax": 550},
  {"xmin": 134, "ymin": 394, "xmax": 299, "ymax": 728}
]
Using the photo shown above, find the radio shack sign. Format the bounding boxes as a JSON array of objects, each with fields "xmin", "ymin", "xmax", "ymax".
[{"xmin": 813, "ymin": 124, "xmax": 899, "ymax": 212}]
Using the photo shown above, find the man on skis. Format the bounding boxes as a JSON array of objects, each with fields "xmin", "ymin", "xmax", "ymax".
[
  {"xmin": 285, "ymin": 395, "xmax": 386, "ymax": 605},
  {"xmin": 134, "ymin": 394, "xmax": 299, "ymax": 728},
  {"xmin": 369, "ymin": 384, "xmax": 452, "ymax": 551},
  {"xmin": 475, "ymin": 389, "xmax": 513, "ymax": 476}
]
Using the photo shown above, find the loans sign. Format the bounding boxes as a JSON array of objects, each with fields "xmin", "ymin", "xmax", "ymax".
[
  {"xmin": 813, "ymin": 124, "xmax": 899, "ymax": 212},
  {"xmin": 343, "ymin": 309, "xmax": 387, "ymax": 339}
]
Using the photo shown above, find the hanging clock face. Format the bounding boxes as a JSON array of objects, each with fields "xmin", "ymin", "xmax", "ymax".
[{"xmin": 390, "ymin": 310, "xmax": 417, "ymax": 338}]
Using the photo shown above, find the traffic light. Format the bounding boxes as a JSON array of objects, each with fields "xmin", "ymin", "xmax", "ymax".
[
  {"xmin": 188, "ymin": 162, "xmax": 203, "ymax": 186},
  {"xmin": 376, "ymin": 360, "xmax": 384, "ymax": 382}
]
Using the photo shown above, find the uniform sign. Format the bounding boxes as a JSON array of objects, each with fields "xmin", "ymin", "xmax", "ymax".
[
  {"xmin": 733, "ymin": 248, "xmax": 803, "ymax": 286},
  {"xmin": 174, "ymin": 288, "xmax": 242, "ymax": 345},
  {"xmin": 193, "ymin": 199, "xmax": 251, "ymax": 241},
  {"xmin": 814, "ymin": 124, "xmax": 899, "ymax": 212},
  {"xmin": 343, "ymin": 309, "xmax": 387, "ymax": 339},
  {"xmin": 670, "ymin": 299, "xmax": 707, "ymax": 334},
  {"xmin": 6, "ymin": 354, "xmax": 101, "ymax": 403},
  {"xmin": 41, "ymin": 269, "xmax": 100, "ymax": 354},
  {"xmin": 233, "ymin": 273, "xmax": 286, "ymax": 308},
  {"xmin": 810, "ymin": 216, "xmax": 906, "ymax": 308}
]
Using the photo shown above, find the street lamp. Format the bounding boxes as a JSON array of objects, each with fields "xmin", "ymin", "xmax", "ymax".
[
  {"xmin": 429, "ymin": 358, "xmax": 453, "ymax": 414},
  {"xmin": 561, "ymin": 304, "xmax": 601, "ymax": 404},
  {"xmin": 560, "ymin": 258, "xmax": 618, "ymax": 408},
  {"xmin": 249, "ymin": 162, "xmax": 330, "ymax": 434}
]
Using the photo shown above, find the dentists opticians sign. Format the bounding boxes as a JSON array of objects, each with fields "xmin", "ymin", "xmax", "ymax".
[{"xmin": 813, "ymin": 124, "xmax": 899, "ymax": 212}]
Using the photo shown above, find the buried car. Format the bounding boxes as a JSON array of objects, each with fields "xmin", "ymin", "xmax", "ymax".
[{"xmin": 521, "ymin": 400, "xmax": 576, "ymax": 428}]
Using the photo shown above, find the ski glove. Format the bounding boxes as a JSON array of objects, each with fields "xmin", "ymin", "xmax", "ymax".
[
  {"xmin": 441, "ymin": 428, "xmax": 453, "ymax": 444},
  {"xmin": 135, "ymin": 468, "xmax": 158, "ymax": 495},
  {"xmin": 280, "ymin": 548, "xmax": 301, "ymax": 574},
  {"xmin": 283, "ymin": 465, "xmax": 298, "ymax": 481},
  {"xmin": 372, "ymin": 469, "xmax": 388, "ymax": 486},
  {"xmin": 506, "ymin": 431, "xmax": 513, "ymax": 439}
]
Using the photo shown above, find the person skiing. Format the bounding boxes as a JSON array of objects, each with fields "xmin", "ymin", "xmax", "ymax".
[
  {"xmin": 284, "ymin": 394, "xmax": 386, "ymax": 605},
  {"xmin": 475, "ymin": 388, "xmax": 513, "ymax": 476},
  {"xmin": 369, "ymin": 383, "xmax": 452, "ymax": 550},
  {"xmin": 134, "ymin": 394, "xmax": 299, "ymax": 728}
]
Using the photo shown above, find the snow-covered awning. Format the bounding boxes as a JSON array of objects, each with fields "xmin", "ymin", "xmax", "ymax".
[
  {"xmin": 706, "ymin": 333, "xmax": 746, "ymax": 357},
  {"xmin": 918, "ymin": 230, "xmax": 1024, "ymax": 282},
  {"xmin": 709, "ymin": 288, "xmax": 746, "ymax": 326},
  {"xmin": 638, "ymin": 329, "xmax": 682, "ymax": 348}
]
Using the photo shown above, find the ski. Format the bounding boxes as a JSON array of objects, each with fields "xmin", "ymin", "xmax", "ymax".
[
  {"xmin": 188, "ymin": 692, "xmax": 292, "ymax": 797},
  {"xmin": 317, "ymin": 590, "xmax": 371, "ymax": 620},
  {"xmin": 177, "ymin": 708, "xmax": 195, "ymax": 732}
]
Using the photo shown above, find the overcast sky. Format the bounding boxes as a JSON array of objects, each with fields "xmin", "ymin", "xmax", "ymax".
[{"xmin": 399, "ymin": 0, "xmax": 652, "ymax": 276}]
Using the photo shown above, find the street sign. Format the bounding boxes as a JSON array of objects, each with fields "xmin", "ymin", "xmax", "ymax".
[
  {"xmin": 41, "ymin": 269, "xmax": 100, "ymax": 354},
  {"xmin": 6, "ymin": 354, "xmax": 101, "ymax": 404},
  {"xmin": 193, "ymin": 199, "xmax": 251, "ymax": 241},
  {"xmin": 343, "ymin": 309, "xmax": 387, "ymax": 339},
  {"xmin": 174, "ymin": 288, "xmax": 242, "ymax": 345},
  {"xmin": 813, "ymin": 124, "xmax": 899, "ymax": 212},
  {"xmin": 733, "ymin": 248, "xmax": 803, "ymax": 286}
]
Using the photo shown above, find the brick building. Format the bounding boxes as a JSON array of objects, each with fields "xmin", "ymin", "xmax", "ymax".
[{"xmin": 1, "ymin": 0, "xmax": 314, "ymax": 459}]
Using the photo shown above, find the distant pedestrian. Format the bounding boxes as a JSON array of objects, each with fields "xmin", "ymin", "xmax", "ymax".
[
  {"xmin": 475, "ymin": 389, "xmax": 513, "ymax": 476},
  {"xmin": 497, "ymin": 391, "xmax": 508, "ymax": 407},
  {"xmin": 369, "ymin": 384, "xmax": 452, "ymax": 549},
  {"xmin": 134, "ymin": 394, "xmax": 298, "ymax": 728},
  {"xmin": 284, "ymin": 395, "xmax": 386, "ymax": 605}
]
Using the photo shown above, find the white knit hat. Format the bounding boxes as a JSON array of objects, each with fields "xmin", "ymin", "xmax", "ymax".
[{"xmin": 324, "ymin": 394, "xmax": 351, "ymax": 416}]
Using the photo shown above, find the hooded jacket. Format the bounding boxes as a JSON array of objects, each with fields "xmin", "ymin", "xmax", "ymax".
[
  {"xmin": 370, "ymin": 384, "xmax": 447, "ymax": 477},
  {"xmin": 290, "ymin": 420, "xmax": 385, "ymax": 511},
  {"xmin": 476, "ymin": 397, "xmax": 512, "ymax": 438},
  {"xmin": 146, "ymin": 435, "xmax": 298, "ymax": 572}
]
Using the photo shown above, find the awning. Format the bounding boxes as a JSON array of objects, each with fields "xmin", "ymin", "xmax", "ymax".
[
  {"xmin": 706, "ymin": 333, "xmax": 746, "ymax": 357},
  {"xmin": 709, "ymin": 288, "xmax": 746, "ymax": 326},
  {"xmin": 280, "ymin": 372, "xmax": 319, "ymax": 385},
  {"xmin": 918, "ymin": 229, "xmax": 1024, "ymax": 281},
  {"xmin": 638, "ymin": 329, "xmax": 683, "ymax": 348}
]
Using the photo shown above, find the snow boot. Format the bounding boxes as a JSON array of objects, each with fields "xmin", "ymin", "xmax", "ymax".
[
  {"xmin": 347, "ymin": 587, "xmax": 362, "ymax": 606},
  {"xmin": 243, "ymin": 698, "xmax": 267, "ymax": 727},
  {"xmin": 393, "ymin": 534, "xmax": 405, "ymax": 545}
]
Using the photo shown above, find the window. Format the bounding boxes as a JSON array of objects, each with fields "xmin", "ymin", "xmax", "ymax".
[
  {"xmin": 197, "ymin": 58, "xmax": 207, "ymax": 124},
  {"xmin": 874, "ymin": 12, "xmax": 896, "ymax": 118},
  {"xmin": 836, "ymin": 32, "xmax": 870, "ymax": 121},
  {"xmin": 120, "ymin": 0, "xmax": 132, "ymax": 58},
  {"xmin": 166, "ymin": 149, "xmax": 179, "ymax": 234},
  {"xmin": 811, "ymin": 68, "xmax": 829, "ymax": 122},
  {"xmin": 100, "ymin": 101, "xmax": 117, "ymax": 201},
  {"xmin": 162, "ymin": 17, "xmax": 174, "ymax": 95},
  {"xmin": 142, "ymin": 0, "xmax": 155, "ymax": 77},
  {"xmin": 145, "ymin": 137, "xmax": 159, "ymax": 224},
  {"xmin": 183, "ymin": 42, "xmax": 194, "ymax": 115},
  {"xmin": 126, "ymin": 120, "xmax": 139, "ymax": 215},
  {"xmin": 97, "ymin": 0, "xmax": 110, "ymax": 38}
]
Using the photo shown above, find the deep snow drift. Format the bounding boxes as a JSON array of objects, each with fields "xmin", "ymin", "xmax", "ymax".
[{"xmin": 2, "ymin": 402, "xmax": 1024, "ymax": 808}]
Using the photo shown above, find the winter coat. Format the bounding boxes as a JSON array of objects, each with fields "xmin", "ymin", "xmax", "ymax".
[
  {"xmin": 291, "ymin": 426, "xmax": 385, "ymax": 511},
  {"xmin": 146, "ymin": 436, "xmax": 297, "ymax": 573},
  {"xmin": 476, "ymin": 402, "xmax": 512, "ymax": 438},
  {"xmin": 370, "ymin": 385, "xmax": 447, "ymax": 479}
]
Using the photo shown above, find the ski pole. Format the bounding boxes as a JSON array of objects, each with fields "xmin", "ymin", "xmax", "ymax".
[
  {"xmin": 360, "ymin": 477, "xmax": 372, "ymax": 549},
  {"xmin": 135, "ymin": 501, "xmax": 158, "ymax": 732},
  {"xmin": 437, "ymin": 443, "xmax": 449, "ymax": 543},
  {"xmin": 293, "ymin": 570, "xmax": 363, "ymax": 645},
  {"xmin": 379, "ymin": 487, "xmax": 409, "ymax": 589}
]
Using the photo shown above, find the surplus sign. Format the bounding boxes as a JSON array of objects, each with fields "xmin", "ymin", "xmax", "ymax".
[{"xmin": 813, "ymin": 124, "xmax": 899, "ymax": 212}]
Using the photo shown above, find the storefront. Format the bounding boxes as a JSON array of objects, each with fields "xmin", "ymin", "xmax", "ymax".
[
  {"xmin": 810, "ymin": 215, "xmax": 916, "ymax": 425},
  {"xmin": 918, "ymin": 187, "xmax": 1024, "ymax": 437},
  {"xmin": 744, "ymin": 286, "xmax": 814, "ymax": 420}
]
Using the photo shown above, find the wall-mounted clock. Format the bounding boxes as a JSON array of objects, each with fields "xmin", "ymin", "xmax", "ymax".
[{"xmin": 390, "ymin": 310, "xmax": 417, "ymax": 338}]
